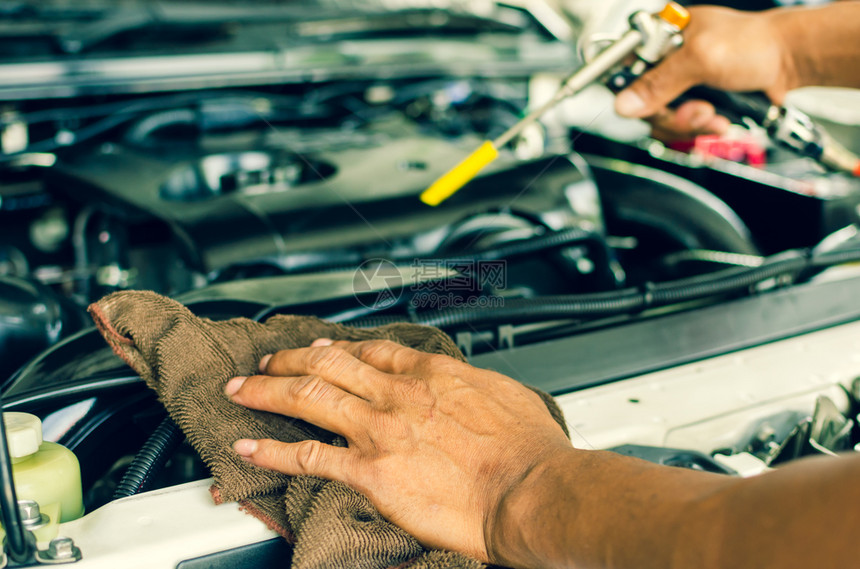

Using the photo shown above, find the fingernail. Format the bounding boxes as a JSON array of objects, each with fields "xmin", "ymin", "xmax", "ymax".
[
  {"xmin": 615, "ymin": 90, "xmax": 646, "ymax": 117},
  {"xmin": 233, "ymin": 439, "xmax": 258, "ymax": 456},
  {"xmin": 224, "ymin": 376, "xmax": 246, "ymax": 397},
  {"xmin": 259, "ymin": 354, "xmax": 272, "ymax": 372},
  {"xmin": 311, "ymin": 338, "xmax": 334, "ymax": 347}
]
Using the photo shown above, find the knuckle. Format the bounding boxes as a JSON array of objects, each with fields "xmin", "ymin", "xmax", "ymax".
[
  {"xmin": 423, "ymin": 352, "xmax": 458, "ymax": 373},
  {"xmin": 294, "ymin": 440, "xmax": 324, "ymax": 474},
  {"xmin": 289, "ymin": 374, "xmax": 332, "ymax": 404},
  {"xmin": 356, "ymin": 339, "xmax": 395, "ymax": 361},
  {"xmin": 394, "ymin": 375, "xmax": 433, "ymax": 405},
  {"xmin": 684, "ymin": 30, "xmax": 709, "ymax": 60},
  {"xmin": 633, "ymin": 72, "xmax": 662, "ymax": 100},
  {"xmin": 637, "ymin": 74, "xmax": 678, "ymax": 110},
  {"xmin": 683, "ymin": 39, "xmax": 717, "ymax": 82},
  {"xmin": 635, "ymin": 57, "xmax": 699, "ymax": 111},
  {"xmin": 377, "ymin": 339, "xmax": 401, "ymax": 351},
  {"xmin": 308, "ymin": 346, "xmax": 351, "ymax": 376}
]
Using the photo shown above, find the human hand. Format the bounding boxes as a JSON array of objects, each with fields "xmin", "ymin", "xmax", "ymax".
[
  {"xmin": 615, "ymin": 6, "xmax": 797, "ymax": 141},
  {"xmin": 224, "ymin": 338, "xmax": 572, "ymax": 563}
]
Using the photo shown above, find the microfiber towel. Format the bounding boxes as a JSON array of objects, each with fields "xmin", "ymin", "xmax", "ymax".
[{"xmin": 89, "ymin": 290, "xmax": 569, "ymax": 569}]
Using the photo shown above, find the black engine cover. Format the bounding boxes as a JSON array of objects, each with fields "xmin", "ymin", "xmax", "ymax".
[{"xmin": 48, "ymin": 116, "xmax": 602, "ymax": 275}]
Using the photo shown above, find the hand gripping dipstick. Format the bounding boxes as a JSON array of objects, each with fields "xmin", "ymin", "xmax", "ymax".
[
  {"xmin": 420, "ymin": 2, "xmax": 860, "ymax": 207},
  {"xmin": 420, "ymin": 3, "xmax": 691, "ymax": 206}
]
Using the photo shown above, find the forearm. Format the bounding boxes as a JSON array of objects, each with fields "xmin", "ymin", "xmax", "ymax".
[
  {"xmin": 770, "ymin": 3, "xmax": 860, "ymax": 91},
  {"xmin": 489, "ymin": 448, "xmax": 731, "ymax": 569},
  {"xmin": 490, "ymin": 448, "xmax": 860, "ymax": 569}
]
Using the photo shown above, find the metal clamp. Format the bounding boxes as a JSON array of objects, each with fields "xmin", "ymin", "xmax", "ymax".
[{"xmin": 764, "ymin": 106, "xmax": 824, "ymax": 160}]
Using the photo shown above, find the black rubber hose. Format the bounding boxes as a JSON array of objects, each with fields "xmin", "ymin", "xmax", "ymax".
[
  {"xmin": 113, "ymin": 417, "xmax": 184, "ymax": 500},
  {"xmin": 124, "ymin": 109, "xmax": 197, "ymax": 145},
  {"xmin": 650, "ymin": 251, "xmax": 809, "ymax": 306},
  {"xmin": 348, "ymin": 288, "xmax": 644, "ymax": 328},
  {"xmin": 346, "ymin": 248, "xmax": 860, "ymax": 329},
  {"xmin": 811, "ymin": 248, "xmax": 860, "ymax": 269},
  {"xmin": 0, "ymin": 410, "xmax": 34, "ymax": 563},
  {"xmin": 254, "ymin": 228, "xmax": 615, "ymax": 323},
  {"xmin": 456, "ymin": 227, "xmax": 617, "ymax": 287},
  {"xmin": 455, "ymin": 227, "xmax": 604, "ymax": 262},
  {"xmin": 405, "ymin": 290, "xmax": 646, "ymax": 329}
]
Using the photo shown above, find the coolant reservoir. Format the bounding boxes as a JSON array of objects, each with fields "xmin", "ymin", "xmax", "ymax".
[{"xmin": 4, "ymin": 412, "xmax": 83, "ymax": 523}]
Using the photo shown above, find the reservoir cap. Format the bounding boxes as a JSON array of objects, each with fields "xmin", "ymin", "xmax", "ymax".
[
  {"xmin": 4, "ymin": 413, "xmax": 43, "ymax": 458},
  {"xmin": 659, "ymin": 2, "xmax": 691, "ymax": 30}
]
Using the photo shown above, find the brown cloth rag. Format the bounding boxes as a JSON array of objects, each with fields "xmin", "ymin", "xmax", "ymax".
[{"xmin": 89, "ymin": 290, "xmax": 569, "ymax": 569}]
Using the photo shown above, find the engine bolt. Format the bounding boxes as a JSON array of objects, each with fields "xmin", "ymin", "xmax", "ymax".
[
  {"xmin": 17, "ymin": 500, "xmax": 41, "ymax": 525},
  {"xmin": 36, "ymin": 536, "xmax": 82, "ymax": 564},
  {"xmin": 18, "ymin": 499, "xmax": 50, "ymax": 530},
  {"xmin": 47, "ymin": 537, "xmax": 76, "ymax": 560}
]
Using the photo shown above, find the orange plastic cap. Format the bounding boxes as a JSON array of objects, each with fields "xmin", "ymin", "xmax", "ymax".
[{"xmin": 659, "ymin": 2, "xmax": 691, "ymax": 30}]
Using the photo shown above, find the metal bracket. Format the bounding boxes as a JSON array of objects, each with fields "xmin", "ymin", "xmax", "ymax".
[
  {"xmin": 455, "ymin": 331, "xmax": 474, "ymax": 358},
  {"xmin": 33, "ymin": 538, "xmax": 82, "ymax": 566},
  {"xmin": 497, "ymin": 325, "xmax": 516, "ymax": 350}
]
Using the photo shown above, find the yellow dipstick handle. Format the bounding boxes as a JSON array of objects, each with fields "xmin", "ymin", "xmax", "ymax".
[{"xmin": 420, "ymin": 141, "xmax": 499, "ymax": 206}]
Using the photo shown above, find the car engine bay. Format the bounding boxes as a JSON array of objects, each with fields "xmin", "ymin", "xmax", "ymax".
[{"xmin": 1, "ymin": 1, "xmax": 860, "ymax": 566}]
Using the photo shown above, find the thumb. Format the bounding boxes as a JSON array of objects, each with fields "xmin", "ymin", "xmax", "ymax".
[{"xmin": 615, "ymin": 53, "xmax": 699, "ymax": 119}]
